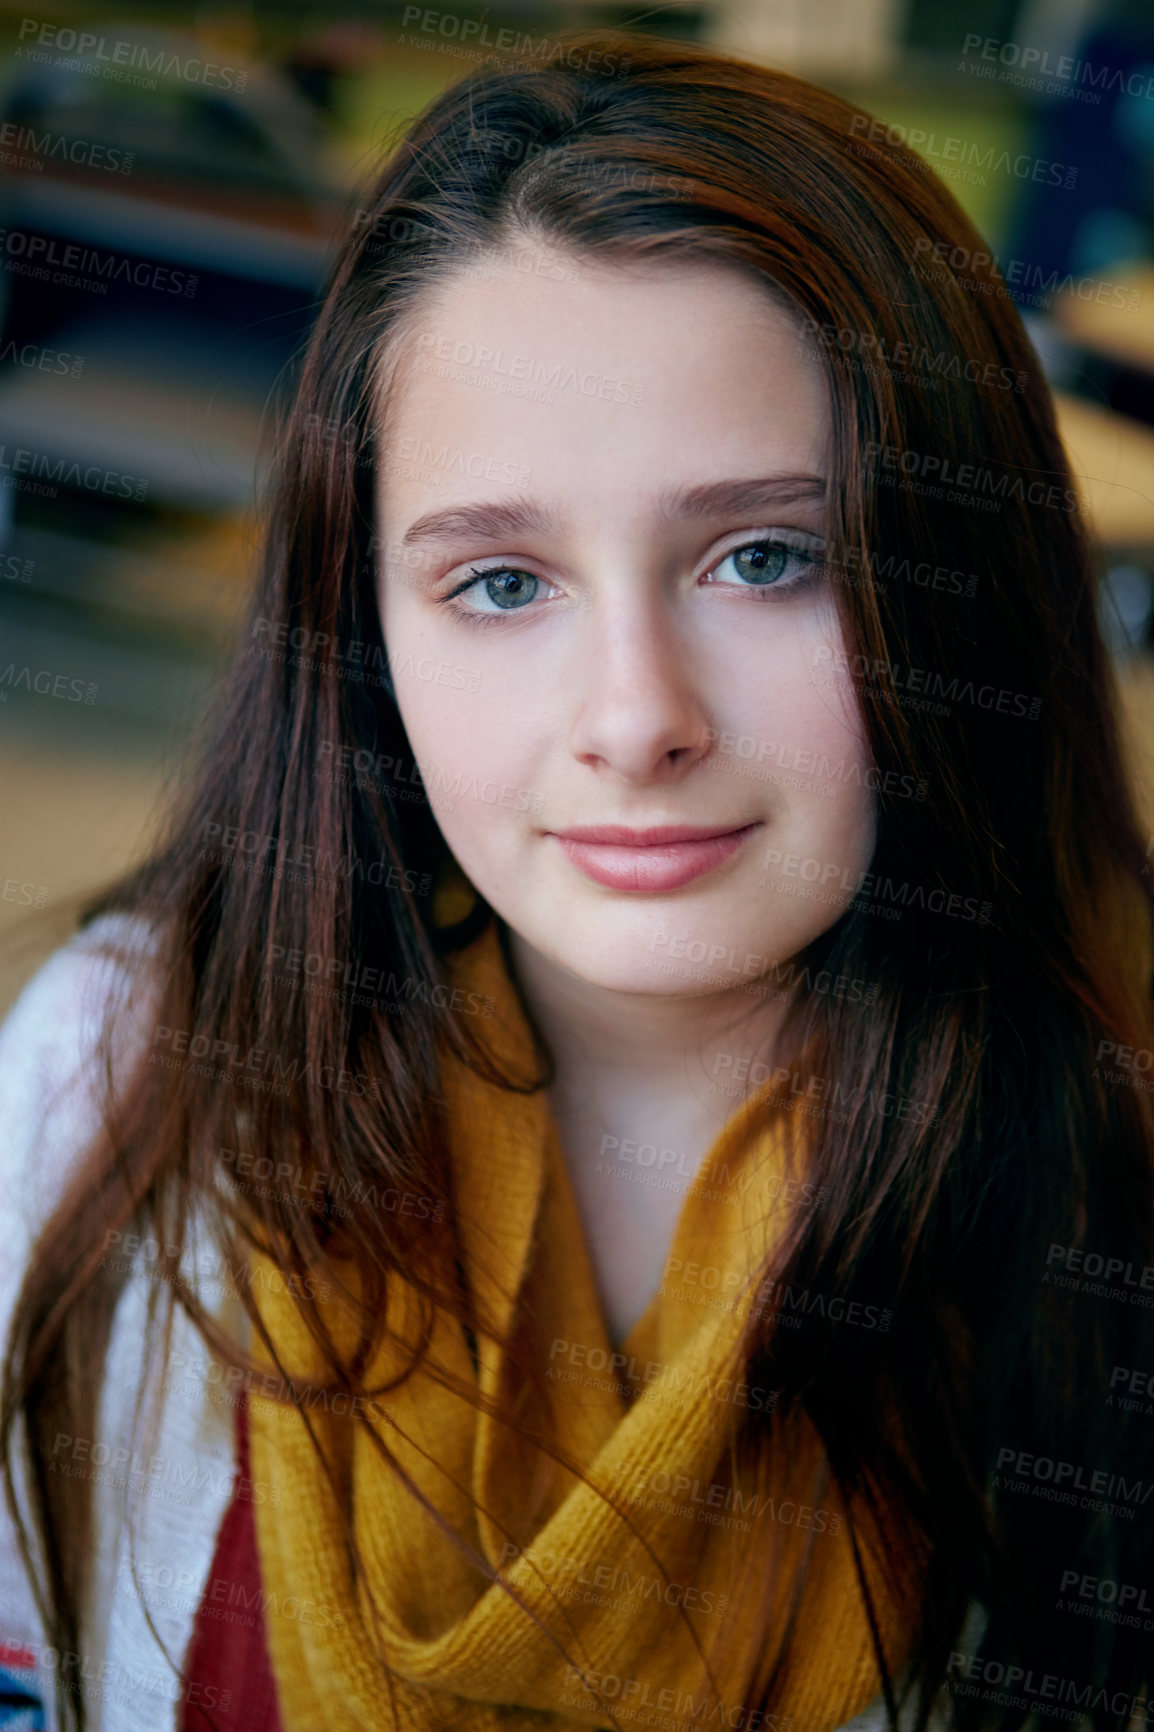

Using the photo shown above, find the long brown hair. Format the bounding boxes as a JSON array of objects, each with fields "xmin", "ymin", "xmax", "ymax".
[{"xmin": 5, "ymin": 27, "xmax": 1154, "ymax": 1732}]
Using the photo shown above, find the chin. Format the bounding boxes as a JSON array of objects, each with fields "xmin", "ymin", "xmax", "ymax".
[{"xmin": 528, "ymin": 925, "xmax": 764, "ymax": 999}]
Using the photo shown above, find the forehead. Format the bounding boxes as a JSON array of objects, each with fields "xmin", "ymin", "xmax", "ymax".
[{"xmin": 375, "ymin": 253, "xmax": 830, "ymax": 526}]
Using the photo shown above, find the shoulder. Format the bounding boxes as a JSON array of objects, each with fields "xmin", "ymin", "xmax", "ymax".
[{"xmin": 0, "ymin": 911, "xmax": 161, "ymax": 1239}]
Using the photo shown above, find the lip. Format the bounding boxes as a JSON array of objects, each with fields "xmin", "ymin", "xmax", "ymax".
[{"xmin": 549, "ymin": 821, "xmax": 760, "ymax": 893}]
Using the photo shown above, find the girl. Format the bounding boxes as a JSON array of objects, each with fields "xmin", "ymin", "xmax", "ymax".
[{"xmin": 3, "ymin": 27, "xmax": 1153, "ymax": 1732}]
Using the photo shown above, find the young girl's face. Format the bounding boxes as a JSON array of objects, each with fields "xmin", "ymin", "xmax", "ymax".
[{"xmin": 375, "ymin": 251, "xmax": 876, "ymax": 997}]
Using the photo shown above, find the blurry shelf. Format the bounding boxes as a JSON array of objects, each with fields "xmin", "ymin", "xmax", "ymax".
[
  {"xmin": 6, "ymin": 518, "xmax": 255, "ymax": 647},
  {"xmin": 1053, "ymin": 266, "xmax": 1154, "ymax": 378},
  {"xmin": 0, "ymin": 318, "xmax": 273, "ymax": 511},
  {"xmin": 1054, "ymin": 391, "xmax": 1154, "ymax": 549},
  {"xmin": 1117, "ymin": 654, "xmax": 1154, "ymax": 835},
  {"xmin": 0, "ymin": 607, "xmax": 219, "ymax": 739},
  {"xmin": 2, "ymin": 178, "xmax": 334, "ymax": 289}
]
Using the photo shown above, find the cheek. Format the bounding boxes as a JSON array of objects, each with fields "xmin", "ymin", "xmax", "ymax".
[
  {"xmin": 391, "ymin": 651, "xmax": 536, "ymax": 775},
  {"xmin": 381, "ymin": 581, "xmax": 552, "ymax": 781},
  {"xmin": 386, "ymin": 660, "xmax": 543, "ymax": 865},
  {"xmin": 740, "ymin": 609, "xmax": 876, "ymax": 871},
  {"xmin": 799, "ymin": 686, "xmax": 876, "ymax": 869},
  {"xmin": 740, "ymin": 601, "xmax": 866, "ymax": 753}
]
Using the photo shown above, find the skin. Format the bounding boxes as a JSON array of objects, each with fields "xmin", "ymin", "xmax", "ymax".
[{"xmin": 375, "ymin": 248, "xmax": 875, "ymax": 1344}]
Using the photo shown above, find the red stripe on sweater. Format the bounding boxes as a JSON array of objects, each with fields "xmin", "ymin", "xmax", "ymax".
[
  {"xmin": 182, "ymin": 1397, "xmax": 283, "ymax": 1732},
  {"xmin": 0, "ymin": 1642, "xmax": 37, "ymax": 1669}
]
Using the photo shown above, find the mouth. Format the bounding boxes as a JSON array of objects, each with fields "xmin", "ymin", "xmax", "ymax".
[{"xmin": 548, "ymin": 822, "xmax": 761, "ymax": 893}]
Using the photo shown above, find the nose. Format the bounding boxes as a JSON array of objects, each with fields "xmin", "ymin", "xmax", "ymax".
[{"xmin": 569, "ymin": 594, "xmax": 712, "ymax": 785}]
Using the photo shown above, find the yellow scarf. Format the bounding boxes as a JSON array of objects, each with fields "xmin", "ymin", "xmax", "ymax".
[{"xmin": 248, "ymin": 920, "xmax": 915, "ymax": 1729}]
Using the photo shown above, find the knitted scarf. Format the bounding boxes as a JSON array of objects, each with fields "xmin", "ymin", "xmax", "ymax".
[{"xmin": 247, "ymin": 920, "xmax": 915, "ymax": 1730}]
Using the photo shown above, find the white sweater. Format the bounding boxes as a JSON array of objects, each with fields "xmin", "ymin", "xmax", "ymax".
[
  {"xmin": 0, "ymin": 919, "xmax": 963, "ymax": 1732},
  {"xmin": 0, "ymin": 917, "xmax": 237, "ymax": 1732}
]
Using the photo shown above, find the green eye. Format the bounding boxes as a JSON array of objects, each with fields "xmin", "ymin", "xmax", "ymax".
[
  {"xmin": 731, "ymin": 544, "xmax": 790, "ymax": 584},
  {"xmin": 468, "ymin": 569, "xmax": 541, "ymax": 611},
  {"xmin": 710, "ymin": 537, "xmax": 823, "ymax": 594}
]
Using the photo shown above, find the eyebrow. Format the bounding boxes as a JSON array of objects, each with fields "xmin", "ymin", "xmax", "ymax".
[{"xmin": 397, "ymin": 474, "xmax": 827, "ymax": 549}]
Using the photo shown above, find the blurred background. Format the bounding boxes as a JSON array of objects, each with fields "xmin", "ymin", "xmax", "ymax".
[{"xmin": 1, "ymin": 0, "xmax": 1153, "ymax": 1010}]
